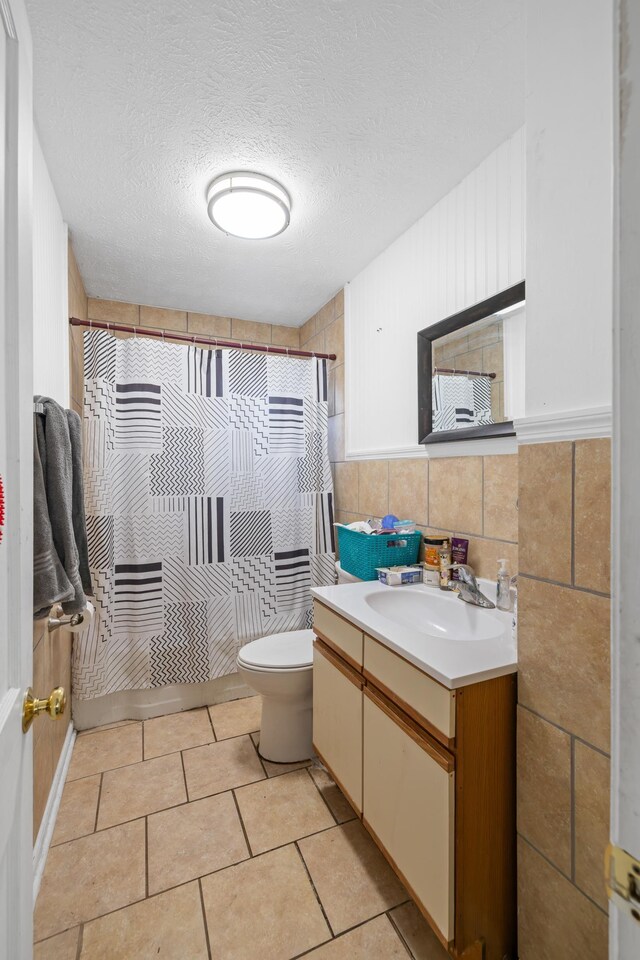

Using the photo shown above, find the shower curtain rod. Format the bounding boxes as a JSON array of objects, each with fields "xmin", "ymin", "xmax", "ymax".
[
  {"xmin": 69, "ymin": 317, "xmax": 337, "ymax": 361},
  {"xmin": 434, "ymin": 366, "xmax": 497, "ymax": 380}
]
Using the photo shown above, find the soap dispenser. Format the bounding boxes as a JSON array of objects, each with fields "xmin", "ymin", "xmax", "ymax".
[{"xmin": 496, "ymin": 559, "xmax": 511, "ymax": 611}]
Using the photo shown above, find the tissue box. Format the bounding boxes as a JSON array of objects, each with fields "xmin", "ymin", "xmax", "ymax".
[{"xmin": 376, "ymin": 565, "xmax": 423, "ymax": 586}]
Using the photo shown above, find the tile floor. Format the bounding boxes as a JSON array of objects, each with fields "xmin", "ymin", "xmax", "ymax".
[{"xmin": 34, "ymin": 695, "xmax": 448, "ymax": 959}]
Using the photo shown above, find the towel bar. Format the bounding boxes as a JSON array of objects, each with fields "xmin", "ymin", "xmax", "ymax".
[{"xmin": 48, "ymin": 610, "xmax": 85, "ymax": 632}]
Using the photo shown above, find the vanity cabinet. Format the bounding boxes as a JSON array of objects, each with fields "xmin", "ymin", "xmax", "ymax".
[
  {"xmin": 312, "ymin": 599, "xmax": 516, "ymax": 960},
  {"xmin": 312, "ymin": 640, "xmax": 363, "ymax": 813},
  {"xmin": 363, "ymin": 686, "xmax": 455, "ymax": 941}
]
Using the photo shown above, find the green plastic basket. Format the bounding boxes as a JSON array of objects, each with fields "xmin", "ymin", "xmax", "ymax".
[{"xmin": 336, "ymin": 527, "xmax": 422, "ymax": 581}]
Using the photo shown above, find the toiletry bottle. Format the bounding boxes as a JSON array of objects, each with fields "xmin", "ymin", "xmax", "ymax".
[
  {"xmin": 438, "ymin": 539, "xmax": 452, "ymax": 590},
  {"xmin": 423, "ymin": 536, "xmax": 446, "ymax": 587},
  {"xmin": 496, "ymin": 558, "xmax": 511, "ymax": 611}
]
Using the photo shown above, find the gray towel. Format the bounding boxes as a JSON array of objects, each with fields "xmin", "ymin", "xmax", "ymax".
[
  {"xmin": 67, "ymin": 409, "xmax": 93, "ymax": 598},
  {"xmin": 34, "ymin": 396, "xmax": 88, "ymax": 616},
  {"xmin": 33, "ymin": 416, "xmax": 74, "ymax": 618}
]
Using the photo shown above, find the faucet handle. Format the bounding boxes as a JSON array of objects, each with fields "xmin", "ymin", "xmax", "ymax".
[{"xmin": 447, "ymin": 563, "xmax": 477, "ymax": 586}]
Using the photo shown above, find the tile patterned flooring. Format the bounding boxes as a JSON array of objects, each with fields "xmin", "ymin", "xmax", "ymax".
[{"xmin": 34, "ymin": 696, "xmax": 448, "ymax": 959}]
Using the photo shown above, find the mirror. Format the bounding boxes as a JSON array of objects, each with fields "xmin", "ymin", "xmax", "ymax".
[{"xmin": 417, "ymin": 281, "xmax": 525, "ymax": 444}]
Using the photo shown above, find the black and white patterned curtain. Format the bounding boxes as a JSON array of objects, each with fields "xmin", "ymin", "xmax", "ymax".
[
  {"xmin": 432, "ymin": 373, "xmax": 494, "ymax": 430},
  {"xmin": 73, "ymin": 330, "xmax": 335, "ymax": 701}
]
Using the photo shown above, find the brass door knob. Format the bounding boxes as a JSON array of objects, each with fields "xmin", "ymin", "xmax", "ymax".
[{"xmin": 22, "ymin": 686, "xmax": 67, "ymax": 733}]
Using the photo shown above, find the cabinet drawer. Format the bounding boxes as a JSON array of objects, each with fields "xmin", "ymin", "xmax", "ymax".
[
  {"xmin": 363, "ymin": 687, "xmax": 455, "ymax": 944},
  {"xmin": 363, "ymin": 635, "xmax": 455, "ymax": 743},
  {"xmin": 313, "ymin": 600, "xmax": 363, "ymax": 669},
  {"xmin": 312, "ymin": 641, "xmax": 363, "ymax": 813}
]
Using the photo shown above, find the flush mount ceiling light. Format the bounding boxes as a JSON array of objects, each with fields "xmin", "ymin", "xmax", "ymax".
[{"xmin": 206, "ymin": 172, "xmax": 291, "ymax": 240}]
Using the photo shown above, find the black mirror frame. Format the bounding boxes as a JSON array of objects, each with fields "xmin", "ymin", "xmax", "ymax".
[{"xmin": 417, "ymin": 280, "xmax": 525, "ymax": 445}]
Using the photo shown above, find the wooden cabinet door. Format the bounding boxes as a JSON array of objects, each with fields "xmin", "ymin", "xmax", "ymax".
[
  {"xmin": 312, "ymin": 641, "xmax": 363, "ymax": 813},
  {"xmin": 363, "ymin": 687, "xmax": 455, "ymax": 945}
]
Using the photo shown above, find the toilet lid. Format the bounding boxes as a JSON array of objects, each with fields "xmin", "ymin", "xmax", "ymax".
[{"xmin": 237, "ymin": 629, "xmax": 315, "ymax": 670}]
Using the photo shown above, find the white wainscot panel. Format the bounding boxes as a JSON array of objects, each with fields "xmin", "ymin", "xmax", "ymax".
[{"xmin": 345, "ymin": 128, "xmax": 525, "ymax": 461}]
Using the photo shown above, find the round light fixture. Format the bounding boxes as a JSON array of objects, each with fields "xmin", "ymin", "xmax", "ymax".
[{"xmin": 206, "ymin": 172, "xmax": 291, "ymax": 239}]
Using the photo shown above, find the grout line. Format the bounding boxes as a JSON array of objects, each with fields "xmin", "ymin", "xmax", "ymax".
[
  {"xmin": 59, "ymin": 770, "xmax": 274, "ymax": 843},
  {"xmin": 518, "ymin": 834, "xmax": 608, "ymax": 917},
  {"xmin": 75, "ymin": 923, "xmax": 84, "ymax": 960},
  {"xmin": 141, "ymin": 718, "xmax": 146, "ymax": 761},
  {"xmin": 386, "ymin": 908, "xmax": 417, "ymax": 959},
  {"xmin": 231, "ymin": 789, "xmax": 254, "ymax": 858},
  {"xmin": 418, "ymin": 524, "xmax": 518, "ymax": 547},
  {"xmin": 517, "ymin": 571, "xmax": 610, "ymax": 599},
  {"xmin": 95, "ymin": 828, "xmax": 344, "ymax": 908},
  {"xmin": 425, "ymin": 458, "xmax": 429, "ymax": 529},
  {"xmin": 248, "ymin": 732, "xmax": 270, "ymax": 780},
  {"xmin": 481, "ymin": 456, "xmax": 485, "ymax": 536},
  {"xmin": 93, "ymin": 773, "xmax": 104, "ymax": 833},
  {"xmin": 179, "ymin": 748, "xmax": 189, "ymax": 799},
  {"xmin": 293, "ymin": 840, "xmax": 335, "ymax": 939},
  {"xmin": 516, "ymin": 704, "xmax": 611, "ymax": 758},
  {"xmin": 303, "ymin": 766, "xmax": 338, "ymax": 825},
  {"xmin": 206, "ymin": 707, "xmax": 217, "ymax": 742},
  {"xmin": 571, "ymin": 441, "xmax": 576, "ymax": 586},
  {"xmin": 144, "ymin": 816, "xmax": 149, "ymax": 899},
  {"xmin": 37, "ymin": 820, "xmax": 376, "ymax": 947},
  {"xmin": 198, "ymin": 878, "xmax": 213, "ymax": 960},
  {"xmin": 35, "ymin": 877, "xmax": 205, "ymax": 942},
  {"xmin": 290, "ymin": 901, "xmax": 414, "ymax": 959},
  {"xmin": 570, "ymin": 736, "xmax": 576, "ymax": 883},
  {"xmin": 71, "ymin": 727, "xmax": 261, "ymax": 786}
]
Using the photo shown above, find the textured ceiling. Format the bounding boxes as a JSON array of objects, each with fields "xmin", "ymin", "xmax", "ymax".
[{"xmin": 26, "ymin": 0, "xmax": 524, "ymax": 325}]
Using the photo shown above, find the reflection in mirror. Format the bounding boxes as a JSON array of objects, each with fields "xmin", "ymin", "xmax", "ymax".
[
  {"xmin": 417, "ymin": 281, "xmax": 525, "ymax": 445},
  {"xmin": 431, "ymin": 300, "xmax": 525, "ymax": 433}
]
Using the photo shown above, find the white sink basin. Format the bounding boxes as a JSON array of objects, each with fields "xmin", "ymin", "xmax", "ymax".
[{"xmin": 364, "ymin": 587, "xmax": 506, "ymax": 642}]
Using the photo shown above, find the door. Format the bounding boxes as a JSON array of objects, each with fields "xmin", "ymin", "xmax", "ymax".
[
  {"xmin": 363, "ymin": 686, "xmax": 455, "ymax": 945},
  {"xmin": 0, "ymin": 0, "xmax": 33, "ymax": 957},
  {"xmin": 312, "ymin": 640, "xmax": 363, "ymax": 812},
  {"xmin": 610, "ymin": 0, "xmax": 640, "ymax": 954}
]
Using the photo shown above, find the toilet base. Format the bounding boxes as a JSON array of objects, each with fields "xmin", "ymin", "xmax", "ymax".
[{"xmin": 258, "ymin": 694, "xmax": 313, "ymax": 763}]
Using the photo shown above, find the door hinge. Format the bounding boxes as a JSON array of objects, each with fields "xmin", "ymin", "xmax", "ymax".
[{"xmin": 605, "ymin": 843, "xmax": 640, "ymax": 922}]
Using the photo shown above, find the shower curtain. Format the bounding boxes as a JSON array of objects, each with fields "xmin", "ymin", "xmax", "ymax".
[
  {"xmin": 432, "ymin": 373, "xmax": 494, "ymax": 431},
  {"xmin": 74, "ymin": 329, "xmax": 336, "ymax": 701}
]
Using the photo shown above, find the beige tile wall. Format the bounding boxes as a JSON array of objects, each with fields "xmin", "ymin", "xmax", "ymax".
[
  {"xmin": 516, "ymin": 439, "xmax": 611, "ymax": 959},
  {"xmin": 69, "ymin": 296, "xmax": 301, "ymax": 409}
]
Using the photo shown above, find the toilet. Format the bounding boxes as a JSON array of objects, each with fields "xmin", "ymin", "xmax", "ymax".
[
  {"xmin": 236, "ymin": 562, "xmax": 362, "ymax": 763},
  {"xmin": 237, "ymin": 629, "xmax": 315, "ymax": 763}
]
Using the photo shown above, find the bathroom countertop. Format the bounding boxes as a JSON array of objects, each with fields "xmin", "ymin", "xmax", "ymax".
[{"xmin": 311, "ymin": 578, "xmax": 517, "ymax": 689}]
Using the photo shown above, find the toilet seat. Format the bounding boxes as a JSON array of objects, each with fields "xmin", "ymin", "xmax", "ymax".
[{"xmin": 237, "ymin": 629, "xmax": 314, "ymax": 672}]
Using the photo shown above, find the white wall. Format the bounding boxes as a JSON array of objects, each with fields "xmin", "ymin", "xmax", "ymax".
[
  {"xmin": 33, "ymin": 131, "xmax": 69, "ymax": 404},
  {"xmin": 345, "ymin": 128, "xmax": 525, "ymax": 459},
  {"xmin": 524, "ymin": 0, "xmax": 613, "ymax": 423}
]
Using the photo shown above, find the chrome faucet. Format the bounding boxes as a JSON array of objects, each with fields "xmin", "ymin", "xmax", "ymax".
[{"xmin": 447, "ymin": 564, "xmax": 495, "ymax": 609}]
